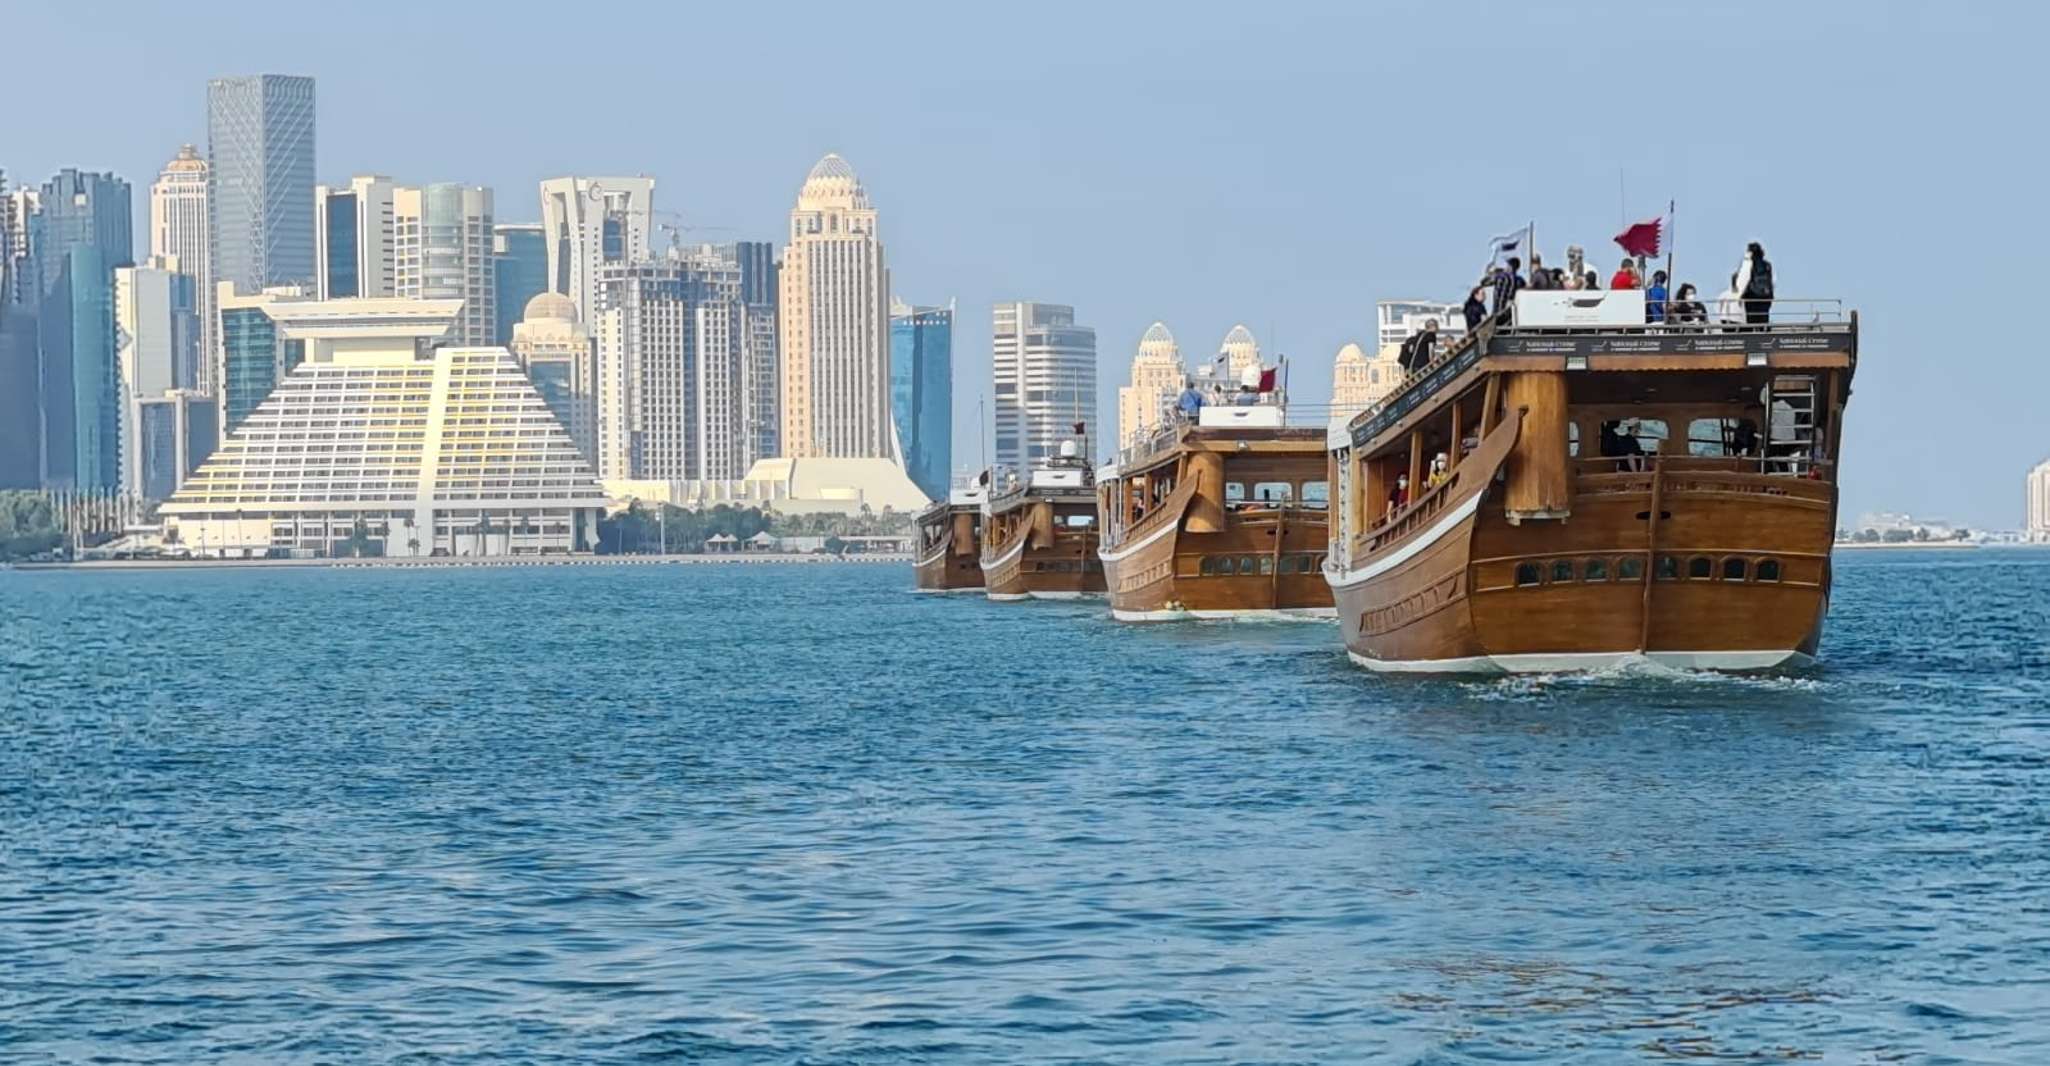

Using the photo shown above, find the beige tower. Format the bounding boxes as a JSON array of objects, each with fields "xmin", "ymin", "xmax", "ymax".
[
  {"xmin": 510, "ymin": 292, "xmax": 597, "ymax": 463},
  {"xmin": 150, "ymin": 145, "xmax": 212, "ymax": 389},
  {"xmin": 394, "ymin": 184, "xmax": 496, "ymax": 347},
  {"xmin": 1117, "ymin": 321, "xmax": 1185, "ymax": 447},
  {"xmin": 778, "ymin": 154, "xmax": 890, "ymax": 460},
  {"xmin": 1219, "ymin": 324, "xmax": 1262, "ymax": 379},
  {"xmin": 1332, "ymin": 341, "xmax": 1403, "ymax": 413}
]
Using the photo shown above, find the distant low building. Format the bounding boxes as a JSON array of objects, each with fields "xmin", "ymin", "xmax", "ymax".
[{"xmin": 606, "ymin": 456, "xmax": 931, "ymax": 517}]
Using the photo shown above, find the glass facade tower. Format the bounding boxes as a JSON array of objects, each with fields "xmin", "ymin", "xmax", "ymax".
[
  {"xmin": 207, "ymin": 75, "xmax": 316, "ymax": 294},
  {"xmin": 492, "ymin": 224, "xmax": 546, "ymax": 346},
  {"xmin": 32, "ymin": 169, "xmax": 133, "ymax": 490},
  {"xmin": 889, "ymin": 301, "xmax": 952, "ymax": 500}
]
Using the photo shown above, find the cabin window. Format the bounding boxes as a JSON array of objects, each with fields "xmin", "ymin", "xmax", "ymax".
[
  {"xmin": 1200, "ymin": 556, "xmax": 1218, "ymax": 576},
  {"xmin": 1515, "ymin": 562, "xmax": 1542, "ymax": 586},
  {"xmin": 1214, "ymin": 556, "xmax": 1235, "ymax": 576},
  {"xmin": 1258, "ymin": 556, "xmax": 1275, "ymax": 576},
  {"xmin": 1618, "ymin": 556, "xmax": 1644, "ymax": 581},
  {"xmin": 1688, "ymin": 417, "xmax": 1761, "ymax": 458},
  {"xmin": 1224, "ymin": 482, "xmax": 1248, "ymax": 503},
  {"xmin": 1567, "ymin": 421, "xmax": 1580, "ymax": 458},
  {"xmin": 1064, "ymin": 513, "xmax": 1094, "ymax": 528},
  {"xmin": 1688, "ymin": 556, "xmax": 1713, "ymax": 579},
  {"xmin": 1551, "ymin": 559, "xmax": 1576, "ymax": 583},
  {"xmin": 1756, "ymin": 558, "xmax": 1782, "ymax": 582},
  {"xmin": 1301, "ymin": 481, "xmax": 1330, "ymax": 508},
  {"xmin": 1239, "ymin": 555, "xmax": 1259, "ymax": 575},
  {"xmin": 1584, "ymin": 557, "xmax": 1609, "ymax": 582},
  {"xmin": 1253, "ymin": 482, "xmax": 1292, "ymax": 503},
  {"xmin": 1722, "ymin": 557, "xmax": 1748, "ymax": 581},
  {"xmin": 1656, "ymin": 555, "xmax": 1680, "ymax": 580}
]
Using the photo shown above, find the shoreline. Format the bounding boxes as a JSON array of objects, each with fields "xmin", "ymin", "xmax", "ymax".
[{"xmin": 8, "ymin": 553, "xmax": 911, "ymax": 572}]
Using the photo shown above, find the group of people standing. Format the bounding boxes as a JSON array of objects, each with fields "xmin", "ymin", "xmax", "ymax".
[{"xmin": 1462, "ymin": 241, "xmax": 1776, "ymax": 330}]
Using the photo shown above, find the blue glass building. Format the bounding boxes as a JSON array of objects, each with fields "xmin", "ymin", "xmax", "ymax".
[
  {"xmin": 208, "ymin": 75, "xmax": 316, "ymax": 292},
  {"xmin": 32, "ymin": 169, "xmax": 132, "ymax": 490},
  {"xmin": 889, "ymin": 301, "xmax": 953, "ymax": 501},
  {"xmin": 492, "ymin": 223, "xmax": 546, "ymax": 346}
]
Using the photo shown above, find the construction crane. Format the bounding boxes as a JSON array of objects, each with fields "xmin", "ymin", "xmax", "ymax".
[{"xmin": 652, "ymin": 211, "xmax": 733, "ymax": 258}]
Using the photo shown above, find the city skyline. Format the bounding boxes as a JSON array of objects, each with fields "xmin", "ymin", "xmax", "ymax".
[{"xmin": 2, "ymin": 3, "xmax": 2045, "ymax": 526}]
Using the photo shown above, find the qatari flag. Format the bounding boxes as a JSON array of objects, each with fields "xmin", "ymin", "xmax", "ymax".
[{"xmin": 1614, "ymin": 217, "xmax": 1663, "ymax": 258}]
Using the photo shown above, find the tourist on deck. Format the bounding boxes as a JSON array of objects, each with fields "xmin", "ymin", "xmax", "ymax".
[
  {"xmin": 1399, "ymin": 318, "xmax": 1440, "ymax": 374},
  {"xmin": 1491, "ymin": 258, "xmax": 1524, "ymax": 322},
  {"xmin": 1736, "ymin": 242, "xmax": 1774, "ymax": 325},
  {"xmin": 1562, "ymin": 269, "xmax": 1585, "ymax": 291},
  {"xmin": 1668, "ymin": 283, "xmax": 1706, "ymax": 323},
  {"xmin": 1462, "ymin": 284, "xmax": 1489, "ymax": 332},
  {"xmin": 1599, "ymin": 419, "xmax": 1647, "ymax": 472},
  {"xmin": 1385, "ymin": 474, "xmax": 1410, "ymax": 519},
  {"xmin": 1610, "ymin": 259, "xmax": 1641, "ymax": 291},
  {"xmin": 1583, "ymin": 269, "xmax": 1602, "ymax": 290},
  {"xmin": 1565, "ymin": 245, "xmax": 1591, "ymax": 287},
  {"xmin": 1426, "ymin": 453, "xmax": 1450, "ymax": 490},
  {"xmin": 1715, "ymin": 273, "xmax": 1744, "ymax": 324},
  {"xmin": 1176, "ymin": 383, "xmax": 1205, "ymax": 421},
  {"xmin": 1646, "ymin": 270, "xmax": 1671, "ymax": 323},
  {"xmin": 1526, "ymin": 253, "xmax": 1554, "ymax": 290}
]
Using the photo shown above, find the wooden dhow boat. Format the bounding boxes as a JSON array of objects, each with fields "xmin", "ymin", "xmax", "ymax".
[
  {"xmin": 1096, "ymin": 390, "xmax": 1334, "ymax": 622},
  {"xmin": 912, "ymin": 484, "xmax": 987, "ymax": 593},
  {"xmin": 1325, "ymin": 287, "xmax": 1856, "ymax": 673},
  {"xmin": 980, "ymin": 441, "xmax": 1106, "ymax": 600}
]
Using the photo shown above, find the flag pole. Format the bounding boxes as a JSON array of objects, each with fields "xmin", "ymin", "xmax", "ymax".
[{"xmin": 1665, "ymin": 199, "xmax": 1676, "ymax": 300}]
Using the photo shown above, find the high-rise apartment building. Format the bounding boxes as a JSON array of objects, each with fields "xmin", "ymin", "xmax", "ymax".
[
  {"xmin": 207, "ymin": 74, "xmax": 316, "ymax": 295},
  {"xmin": 2, "ymin": 182, "xmax": 37, "ymax": 305},
  {"xmin": 591, "ymin": 249, "xmax": 758, "ymax": 482},
  {"xmin": 889, "ymin": 300, "xmax": 952, "ymax": 501},
  {"xmin": 509, "ymin": 291, "xmax": 596, "ymax": 462},
  {"xmin": 115, "ymin": 262, "xmax": 200, "ymax": 496},
  {"xmin": 0, "ymin": 172, "xmax": 33, "ymax": 488},
  {"xmin": 1332, "ymin": 341, "xmax": 1401, "ymax": 413},
  {"xmin": 395, "ymin": 183, "xmax": 494, "ymax": 346},
  {"xmin": 779, "ymin": 154, "xmax": 890, "ymax": 461},
  {"xmin": 2029, "ymin": 458, "xmax": 2050, "ymax": 543},
  {"xmin": 314, "ymin": 174, "xmax": 395, "ymax": 299},
  {"xmin": 539, "ymin": 176, "xmax": 654, "ymax": 326},
  {"xmin": 1117, "ymin": 321, "xmax": 1185, "ymax": 448},
  {"xmin": 492, "ymin": 223, "xmax": 546, "ymax": 346},
  {"xmin": 150, "ymin": 145, "xmax": 212, "ymax": 388},
  {"xmin": 992, "ymin": 301, "xmax": 1096, "ymax": 471},
  {"xmin": 729, "ymin": 240, "xmax": 780, "ymax": 465},
  {"xmin": 32, "ymin": 169, "xmax": 133, "ymax": 491}
]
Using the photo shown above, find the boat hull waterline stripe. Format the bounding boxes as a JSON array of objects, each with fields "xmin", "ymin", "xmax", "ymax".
[{"xmin": 1345, "ymin": 648, "xmax": 1815, "ymax": 674}]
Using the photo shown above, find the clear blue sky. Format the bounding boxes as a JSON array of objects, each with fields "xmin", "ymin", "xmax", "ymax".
[{"xmin": 8, "ymin": 1, "xmax": 2042, "ymax": 528}]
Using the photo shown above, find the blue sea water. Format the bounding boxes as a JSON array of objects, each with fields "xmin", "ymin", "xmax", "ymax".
[{"xmin": 3, "ymin": 549, "xmax": 2048, "ymax": 1064}]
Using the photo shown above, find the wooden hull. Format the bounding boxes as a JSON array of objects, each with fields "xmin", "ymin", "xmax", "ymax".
[
  {"xmin": 1101, "ymin": 508, "xmax": 1334, "ymax": 621},
  {"xmin": 1330, "ymin": 419, "xmax": 1834, "ymax": 673},
  {"xmin": 982, "ymin": 530, "xmax": 1104, "ymax": 600},
  {"xmin": 913, "ymin": 546, "xmax": 984, "ymax": 592}
]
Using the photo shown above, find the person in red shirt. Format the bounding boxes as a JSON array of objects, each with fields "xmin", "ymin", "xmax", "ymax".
[{"xmin": 1610, "ymin": 259, "xmax": 1642, "ymax": 290}]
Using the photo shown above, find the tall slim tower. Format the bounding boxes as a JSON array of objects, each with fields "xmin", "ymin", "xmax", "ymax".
[
  {"xmin": 1117, "ymin": 321, "xmax": 1184, "ymax": 447},
  {"xmin": 314, "ymin": 174, "xmax": 396, "ymax": 299},
  {"xmin": 33, "ymin": 169, "xmax": 133, "ymax": 491},
  {"xmin": 150, "ymin": 146, "xmax": 212, "ymax": 388},
  {"xmin": 889, "ymin": 299, "xmax": 953, "ymax": 500},
  {"xmin": 778, "ymin": 154, "xmax": 890, "ymax": 460},
  {"xmin": 207, "ymin": 74, "xmax": 316, "ymax": 295},
  {"xmin": 992, "ymin": 301, "xmax": 1096, "ymax": 472},
  {"xmin": 538, "ymin": 176, "xmax": 654, "ymax": 325},
  {"xmin": 492, "ymin": 223, "xmax": 547, "ymax": 346},
  {"xmin": 395, "ymin": 183, "xmax": 495, "ymax": 346}
]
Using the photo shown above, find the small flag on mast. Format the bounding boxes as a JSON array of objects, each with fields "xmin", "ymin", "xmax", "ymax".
[{"xmin": 1486, "ymin": 225, "xmax": 1531, "ymax": 264}]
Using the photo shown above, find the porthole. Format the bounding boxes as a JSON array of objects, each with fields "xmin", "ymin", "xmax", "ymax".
[
  {"xmin": 1756, "ymin": 558, "xmax": 1781, "ymax": 582},
  {"xmin": 1656, "ymin": 555, "xmax": 1679, "ymax": 580},
  {"xmin": 1515, "ymin": 562, "xmax": 1542, "ymax": 586},
  {"xmin": 1584, "ymin": 558, "xmax": 1609, "ymax": 582},
  {"xmin": 1200, "ymin": 556, "xmax": 1217, "ymax": 576},
  {"xmin": 1617, "ymin": 556, "xmax": 1644, "ymax": 581},
  {"xmin": 1239, "ymin": 556, "xmax": 1258, "ymax": 575},
  {"xmin": 1722, "ymin": 557, "xmax": 1748, "ymax": 581},
  {"xmin": 1551, "ymin": 559, "xmax": 1575, "ymax": 583},
  {"xmin": 1688, "ymin": 556, "xmax": 1712, "ymax": 579},
  {"xmin": 1217, "ymin": 556, "xmax": 1237, "ymax": 576},
  {"xmin": 1257, "ymin": 556, "xmax": 1274, "ymax": 576}
]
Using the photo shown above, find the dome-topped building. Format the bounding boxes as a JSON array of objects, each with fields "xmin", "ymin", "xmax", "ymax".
[
  {"xmin": 797, "ymin": 152, "xmax": 871, "ymax": 212},
  {"xmin": 1119, "ymin": 321, "xmax": 1190, "ymax": 448},
  {"xmin": 512, "ymin": 289, "xmax": 596, "ymax": 462},
  {"xmin": 522, "ymin": 291, "xmax": 578, "ymax": 324},
  {"xmin": 1332, "ymin": 340, "xmax": 1401, "ymax": 413},
  {"xmin": 1219, "ymin": 324, "xmax": 1262, "ymax": 378}
]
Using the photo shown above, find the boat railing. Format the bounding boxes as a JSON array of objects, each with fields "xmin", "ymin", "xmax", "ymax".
[
  {"xmin": 1345, "ymin": 298, "xmax": 1854, "ymax": 448},
  {"xmin": 1573, "ymin": 454, "xmax": 1836, "ymax": 480}
]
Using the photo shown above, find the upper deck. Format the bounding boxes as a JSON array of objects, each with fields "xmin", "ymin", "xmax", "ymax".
[
  {"xmin": 1102, "ymin": 396, "xmax": 1326, "ymax": 482},
  {"xmin": 1344, "ymin": 290, "xmax": 1857, "ymax": 453}
]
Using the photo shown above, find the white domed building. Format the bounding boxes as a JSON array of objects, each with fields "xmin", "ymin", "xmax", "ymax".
[
  {"xmin": 1117, "ymin": 321, "xmax": 1186, "ymax": 447},
  {"xmin": 511, "ymin": 291, "xmax": 597, "ymax": 462}
]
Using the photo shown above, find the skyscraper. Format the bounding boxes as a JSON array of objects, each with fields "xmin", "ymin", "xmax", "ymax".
[
  {"xmin": 115, "ymin": 262, "xmax": 200, "ymax": 496},
  {"xmin": 1331, "ymin": 341, "xmax": 1399, "ymax": 413},
  {"xmin": 149, "ymin": 145, "xmax": 211, "ymax": 388},
  {"xmin": 539, "ymin": 176, "xmax": 654, "ymax": 326},
  {"xmin": 1117, "ymin": 321, "xmax": 1184, "ymax": 448},
  {"xmin": 509, "ymin": 291, "xmax": 596, "ymax": 462},
  {"xmin": 778, "ymin": 154, "xmax": 890, "ymax": 460},
  {"xmin": 32, "ymin": 169, "xmax": 132, "ymax": 490},
  {"xmin": 133, "ymin": 390, "xmax": 216, "ymax": 503},
  {"xmin": 991, "ymin": 301, "xmax": 1096, "ymax": 472},
  {"xmin": 889, "ymin": 299, "xmax": 952, "ymax": 500},
  {"xmin": 2029, "ymin": 458, "xmax": 2050, "ymax": 544},
  {"xmin": 492, "ymin": 223, "xmax": 546, "ymax": 346},
  {"xmin": 0, "ymin": 171, "xmax": 34, "ymax": 488},
  {"xmin": 729, "ymin": 240, "xmax": 780, "ymax": 466},
  {"xmin": 591, "ymin": 249, "xmax": 755, "ymax": 482},
  {"xmin": 1218, "ymin": 324, "xmax": 1262, "ymax": 380},
  {"xmin": 395, "ymin": 183, "xmax": 495, "ymax": 346},
  {"xmin": 314, "ymin": 174, "xmax": 395, "ymax": 299},
  {"xmin": 207, "ymin": 74, "xmax": 316, "ymax": 295}
]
